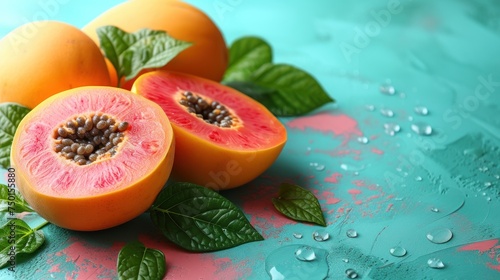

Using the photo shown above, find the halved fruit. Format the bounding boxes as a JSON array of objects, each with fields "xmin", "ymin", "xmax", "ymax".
[
  {"xmin": 132, "ymin": 71, "xmax": 287, "ymax": 190},
  {"xmin": 10, "ymin": 86, "xmax": 175, "ymax": 231}
]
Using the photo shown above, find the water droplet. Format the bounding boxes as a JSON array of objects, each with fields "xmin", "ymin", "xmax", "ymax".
[
  {"xmin": 384, "ymin": 123, "xmax": 401, "ymax": 136},
  {"xmin": 306, "ymin": 147, "xmax": 312, "ymax": 152},
  {"xmin": 340, "ymin": 163, "xmax": 365, "ymax": 172},
  {"xmin": 357, "ymin": 136, "xmax": 369, "ymax": 144},
  {"xmin": 495, "ymin": 174, "xmax": 500, "ymax": 179},
  {"xmin": 414, "ymin": 106, "xmax": 429, "ymax": 115},
  {"xmin": 411, "ymin": 122, "xmax": 433, "ymax": 136},
  {"xmin": 380, "ymin": 108, "xmax": 395, "ymax": 117},
  {"xmin": 346, "ymin": 229, "xmax": 358, "ymax": 238},
  {"xmin": 427, "ymin": 258, "xmax": 445, "ymax": 269},
  {"xmin": 266, "ymin": 245, "xmax": 329, "ymax": 280},
  {"xmin": 380, "ymin": 84, "xmax": 396, "ymax": 95},
  {"xmin": 486, "ymin": 197, "xmax": 492, "ymax": 201},
  {"xmin": 293, "ymin": 233, "xmax": 303, "ymax": 239},
  {"xmin": 312, "ymin": 231, "xmax": 330, "ymax": 242},
  {"xmin": 426, "ymin": 228, "xmax": 453, "ymax": 244},
  {"xmin": 295, "ymin": 246, "xmax": 317, "ymax": 261},
  {"xmin": 365, "ymin": 105, "xmax": 376, "ymax": 111},
  {"xmin": 309, "ymin": 162, "xmax": 325, "ymax": 171},
  {"xmin": 268, "ymin": 267, "xmax": 285, "ymax": 280},
  {"xmin": 430, "ymin": 207, "xmax": 439, "ymax": 213},
  {"xmin": 342, "ymin": 258, "xmax": 349, "ymax": 263},
  {"xmin": 345, "ymin": 268, "xmax": 359, "ymax": 278},
  {"xmin": 408, "ymin": 116, "xmax": 414, "ymax": 121},
  {"xmin": 389, "ymin": 246, "xmax": 407, "ymax": 257},
  {"xmin": 478, "ymin": 166, "xmax": 489, "ymax": 172},
  {"xmin": 415, "ymin": 176, "xmax": 423, "ymax": 181}
]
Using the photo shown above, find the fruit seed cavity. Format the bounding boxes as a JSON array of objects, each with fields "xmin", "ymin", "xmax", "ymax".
[
  {"xmin": 53, "ymin": 113, "xmax": 129, "ymax": 165},
  {"xmin": 179, "ymin": 91, "xmax": 235, "ymax": 127}
]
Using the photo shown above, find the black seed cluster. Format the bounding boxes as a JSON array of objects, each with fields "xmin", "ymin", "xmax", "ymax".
[
  {"xmin": 179, "ymin": 91, "xmax": 233, "ymax": 127},
  {"xmin": 53, "ymin": 114, "xmax": 129, "ymax": 165}
]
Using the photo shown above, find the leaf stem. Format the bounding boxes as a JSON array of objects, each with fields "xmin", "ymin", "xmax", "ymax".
[
  {"xmin": 117, "ymin": 75, "xmax": 122, "ymax": 88},
  {"xmin": 33, "ymin": 220, "xmax": 50, "ymax": 231}
]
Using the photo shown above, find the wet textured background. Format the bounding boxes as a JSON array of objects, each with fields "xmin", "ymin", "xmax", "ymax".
[{"xmin": 1, "ymin": 0, "xmax": 500, "ymax": 279}]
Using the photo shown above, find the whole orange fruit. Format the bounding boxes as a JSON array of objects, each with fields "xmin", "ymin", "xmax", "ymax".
[
  {"xmin": 0, "ymin": 20, "xmax": 111, "ymax": 109},
  {"xmin": 82, "ymin": 0, "xmax": 228, "ymax": 90}
]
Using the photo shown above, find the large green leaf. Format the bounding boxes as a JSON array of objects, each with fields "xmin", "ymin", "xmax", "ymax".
[
  {"xmin": 248, "ymin": 63, "xmax": 334, "ymax": 116},
  {"xmin": 117, "ymin": 241, "xmax": 166, "ymax": 280},
  {"xmin": 0, "ymin": 103, "xmax": 30, "ymax": 169},
  {"xmin": 0, "ymin": 218, "xmax": 45, "ymax": 268},
  {"xmin": 272, "ymin": 183, "xmax": 326, "ymax": 226},
  {"xmin": 96, "ymin": 25, "xmax": 192, "ymax": 84},
  {"xmin": 150, "ymin": 182, "xmax": 264, "ymax": 252},
  {"xmin": 0, "ymin": 184, "xmax": 33, "ymax": 214},
  {"xmin": 223, "ymin": 36, "xmax": 273, "ymax": 83}
]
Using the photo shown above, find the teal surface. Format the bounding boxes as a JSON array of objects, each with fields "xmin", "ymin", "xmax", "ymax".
[{"xmin": 1, "ymin": 0, "xmax": 500, "ymax": 279}]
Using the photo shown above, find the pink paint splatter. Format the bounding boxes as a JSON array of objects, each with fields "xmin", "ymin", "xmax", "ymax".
[
  {"xmin": 348, "ymin": 189, "xmax": 363, "ymax": 205},
  {"xmin": 241, "ymin": 183, "xmax": 297, "ymax": 238},
  {"xmin": 458, "ymin": 239, "xmax": 500, "ymax": 272},
  {"xmin": 321, "ymin": 191, "xmax": 341, "ymax": 205},
  {"xmin": 386, "ymin": 203, "xmax": 394, "ymax": 212},
  {"xmin": 459, "ymin": 239, "xmax": 498, "ymax": 253},
  {"xmin": 324, "ymin": 173, "xmax": 342, "ymax": 183},
  {"xmin": 48, "ymin": 263, "xmax": 61, "ymax": 273},
  {"xmin": 371, "ymin": 148, "xmax": 384, "ymax": 155},
  {"xmin": 139, "ymin": 235, "xmax": 247, "ymax": 279},
  {"xmin": 287, "ymin": 113, "xmax": 362, "ymax": 144},
  {"xmin": 52, "ymin": 238, "xmax": 123, "ymax": 279}
]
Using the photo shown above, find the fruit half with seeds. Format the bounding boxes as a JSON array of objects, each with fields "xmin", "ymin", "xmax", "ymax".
[
  {"xmin": 132, "ymin": 71, "xmax": 287, "ymax": 190},
  {"xmin": 10, "ymin": 86, "xmax": 175, "ymax": 231}
]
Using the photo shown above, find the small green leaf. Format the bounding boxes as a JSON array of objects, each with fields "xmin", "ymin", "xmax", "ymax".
[
  {"xmin": 0, "ymin": 184, "xmax": 34, "ymax": 213},
  {"xmin": 150, "ymin": 182, "xmax": 264, "ymax": 252},
  {"xmin": 0, "ymin": 218, "xmax": 45, "ymax": 268},
  {"xmin": 248, "ymin": 63, "xmax": 334, "ymax": 116},
  {"xmin": 96, "ymin": 25, "xmax": 192, "ymax": 84},
  {"xmin": 117, "ymin": 241, "xmax": 166, "ymax": 280},
  {"xmin": 223, "ymin": 36, "xmax": 273, "ymax": 83},
  {"xmin": 272, "ymin": 183, "xmax": 326, "ymax": 226},
  {"xmin": 0, "ymin": 103, "xmax": 30, "ymax": 169}
]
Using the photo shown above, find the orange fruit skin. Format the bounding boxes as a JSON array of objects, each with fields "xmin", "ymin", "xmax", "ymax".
[
  {"xmin": 132, "ymin": 71, "xmax": 287, "ymax": 190},
  {"xmin": 11, "ymin": 86, "xmax": 175, "ymax": 231},
  {"xmin": 0, "ymin": 20, "xmax": 111, "ymax": 109},
  {"xmin": 170, "ymin": 124, "xmax": 285, "ymax": 190},
  {"xmin": 82, "ymin": 0, "xmax": 228, "ymax": 89}
]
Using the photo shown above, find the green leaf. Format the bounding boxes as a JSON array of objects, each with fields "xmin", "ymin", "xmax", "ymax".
[
  {"xmin": 0, "ymin": 184, "xmax": 33, "ymax": 213},
  {"xmin": 222, "ymin": 36, "xmax": 273, "ymax": 83},
  {"xmin": 150, "ymin": 182, "xmax": 264, "ymax": 252},
  {"xmin": 272, "ymin": 183, "xmax": 326, "ymax": 227},
  {"xmin": 117, "ymin": 241, "xmax": 166, "ymax": 280},
  {"xmin": 0, "ymin": 218, "xmax": 45, "ymax": 268},
  {"xmin": 96, "ymin": 25, "xmax": 192, "ymax": 84},
  {"xmin": 0, "ymin": 103, "xmax": 30, "ymax": 169},
  {"xmin": 248, "ymin": 63, "xmax": 334, "ymax": 116}
]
